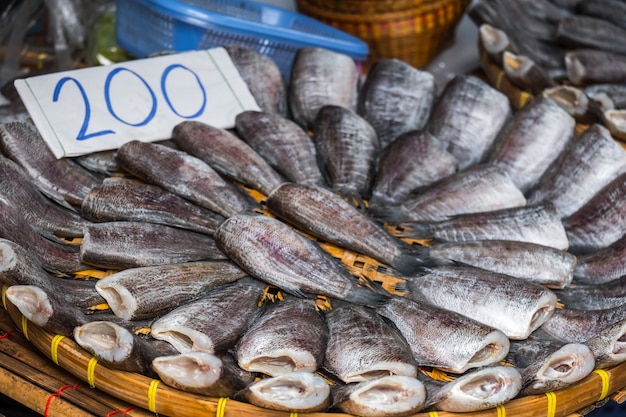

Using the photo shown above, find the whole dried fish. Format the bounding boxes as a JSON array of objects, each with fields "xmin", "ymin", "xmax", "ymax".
[
  {"xmin": 376, "ymin": 297, "xmax": 510, "ymax": 373},
  {"xmin": 502, "ymin": 52, "xmax": 556, "ymax": 95},
  {"xmin": 479, "ymin": 24, "xmax": 518, "ymax": 66},
  {"xmin": 236, "ymin": 297, "xmax": 328, "ymax": 376},
  {"xmin": 585, "ymin": 83, "xmax": 626, "ymax": 110},
  {"xmin": 266, "ymin": 183, "xmax": 423, "ymax": 275},
  {"xmin": 565, "ymin": 49, "xmax": 626, "ymax": 85},
  {"xmin": 215, "ymin": 213, "xmax": 385, "ymax": 306},
  {"xmin": 115, "ymin": 140, "xmax": 253, "ymax": 218},
  {"xmin": 235, "ymin": 110, "xmax": 323, "ymax": 186},
  {"xmin": 542, "ymin": 85, "xmax": 600, "ymax": 124},
  {"xmin": 357, "ymin": 58, "xmax": 436, "ymax": 149},
  {"xmin": 72, "ymin": 149, "xmax": 120, "ymax": 176},
  {"xmin": 585, "ymin": 318, "xmax": 626, "ymax": 369},
  {"xmin": 576, "ymin": 0, "xmax": 626, "ymax": 29},
  {"xmin": 556, "ymin": 15, "xmax": 626, "ymax": 55},
  {"xmin": 80, "ymin": 221, "xmax": 227, "ymax": 270},
  {"xmin": 574, "ymin": 235, "xmax": 626, "ymax": 285},
  {"xmin": 539, "ymin": 303, "xmax": 626, "ymax": 343},
  {"xmin": 95, "ymin": 261, "xmax": 247, "ymax": 321},
  {"xmin": 81, "ymin": 178, "xmax": 225, "ymax": 236},
  {"xmin": 553, "ymin": 276, "xmax": 626, "ymax": 310},
  {"xmin": 427, "ymin": 75, "xmax": 511, "ymax": 170},
  {"xmin": 172, "ymin": 120, "xmax": 285, "ymax": 196}
]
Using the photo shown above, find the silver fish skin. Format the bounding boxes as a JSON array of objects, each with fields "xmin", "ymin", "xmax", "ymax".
[
  {"xmin": 0, "ymin": 155, "xmax": 90, "ymax": 238},
  {"xmin": 574, "ymin": 235, "xmax": 626, "ymax": 285},
  {"xmin": 375, "ymin": 164, "xmax": 526, "ymax": 223},
  {"xmin": 376, "ymin": 297, "xmax": 510, "ymax": 373},
  {"xmin": 486, "ymin": 96, "xmax": 576, "ymax": 193},
  {"xmin": 223, "ymin": 45, "xmax": 288, "ymax": 116},
  {"xmin": 266, "ymin": 183, "xmax": 422, "ymax": 276},
  {"xmin": 577, "ymin": 0, "xmax": 626, "ymax": 29},
  {"xmin": 214, "ymin": 214, "xmax": 385, "ymax": 306},
  {"xmin": 427, "ymin": 75, "xmax": 511, "ymax": 170},
  {"xmin": 585, "ymin": 318, "xmax": 626, "ymax": 369},
  {"xmin": 585, "ymin": 83, "xmax": 626, "ymax": 110},
  {"xmin": 289, "ymin": 47, "xmax": 359, "ymax": 130},
  {"xmin": 423, "ymin": 366, "xmax": 522, "ymax": 413},
  {"xmin": 519, "ymin": 0, "xmax": 573, "ymax": 23},
  {"xmin": 80, "ymin": 221, "xmax": 227, "ymax": 270},
  {"xmin": 235, "ymin": 297, "xmax": 328, "ymax": 376},
  {"xmin": 553, "ymin": 276, "xmax": 626, "ymax": 310},
  {"xmin": 556, "ymin": 15, "xmax": 626, "ymax": 55},
  {"xmin": 539, "ymin": 303, "xmax": 626, "ymax": 343},
  {"xmin": 397, "ymin": 202, "xmax": 570, "ymax": 250},
  {"xmin": 542, "ymin": 85, "xmax": 601, "ymax": 125},
  {"xmin": 331, "ymin": 375, "xmax": 426, "ymax": 417},
  {"xmin": 425, "ymin": 240, "xmax": 576, "ymax": 289},
  {"xmin": 150, "ymin": 278, "xmax": 265, "ymax": 354},
  {"xmin": 115, "ymin": 140, "xmax": 253, "ymax": 218},
  {"xmin": 81, "ymin": 178, "xmax": 225, "ymax": 236},
  {"xmin": 563, "ymin": 172, "xmax": 626, "ymax": 254},
  {"xmin": 357, "ymin": 58, "xmax": 437, "ymax": 149},
  {"xmin": 502, "ymin": 52, "xmax": 556, "ymax": 95},
  {"xmin": 95, "ymin": 261, "xmax": 247, "ymax": 321},
  {"xmin": 313, "ymin": 105, "xmax": 379, "ymax": 203},
  {"xmin": 323, "ymin": 303, "xmax": 417, "ymax": 384},
  {"xmin": 153, "ymin": 351, "xmax": 255, "ymax": 397},
  {"xmin": 604, "ymin": 109, "xmax": 626, "ymax": 142},
  {"xmin": 236, "ymin": 371, "xmax": 331, "ymax": 412},
  {"xmin": 527, "ymin": 124, "xmax": 626, "ymax": 218},
  {"xmin": 172, "ymin": 120, "xmax": 285, "ymax": 196},
  {"xmin": 234, "ymin": 110, "xmax": 324, "ymax": 186},
  {"xmin": 565, "ymin": 49, "xmax": 626, "ymax": 85},
  {"xmin": 406, "ymin": 266, "xmax": 557, "ymax": 339},
  {"xmin": 72, "ymin": 149, "xmax": 120, "ymax": 176},
  {"xmin": 369, "ymin": 130, "xmax": 457, "ymax": 209},
  {"xmin": 0, "ymin": 121, "xmax": 101, "ymax": 208}
]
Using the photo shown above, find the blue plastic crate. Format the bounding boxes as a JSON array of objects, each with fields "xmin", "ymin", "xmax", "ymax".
[{"xmin": 115, "ymin": 0, "xmax": 369, "ymax": 80}]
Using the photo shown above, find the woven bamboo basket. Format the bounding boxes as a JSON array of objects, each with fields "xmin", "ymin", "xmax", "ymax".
[{"xmin": 295, "ymin": 0, "xmax": 470, "ymax": 71}]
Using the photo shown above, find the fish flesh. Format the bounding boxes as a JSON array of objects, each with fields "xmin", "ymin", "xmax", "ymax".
[
  {"xmin": 79, "ymin": 221, "xmax": 227, "ymax": 270},
  {"xmin": 373, "ymin": 164, "xmax": 526, "ymax": 223},
  {"xmin": 331, "ymin": 375, "xmax": 426, "ymax": 417},
  {"xmin": 406, "ymin": 266, "xmax": 557, "ymax": 339},
  {"xmin": 479, "ymin": 23, "xmax": 517, "ymax": 66},
  {"xmin": 565, "ymin": 49, "xmax": 626, "ymax": 85},
  {"xmin": 553, "ymin": 276, "xmax": 626, "ymax": 310},
  {"xmin": 502, "ymin": 51, "xmax": 556, "ymax": 95},
  {"xmin": 266, "ymin": 183, "xmax": 423, "ymax": 275},
  {"xmin": 236, "ymin": 297, "xmax": 328, "ymax": 376},
  {"xmin": 539, "ymin": 303, "xmax": 626, "ymax": 343},
  {"xmin": 369, "ymin": 130, "xmax": 457, "ymax": 209},
  {"xmin": 214, "ymin": 213, "xmax": 385, "ymax": 306},
  {"xmin": 289, "ymin": 47, "xmax": 359, "ymax": 129},
  {"xmin": 542, "ymin": 85, "xmax": 601, "ymax": 124},
  {"xmin": 150, "ymin": 278, "xmax": 265, "ymax": 354},
  {"xmin": 172, "ymin": 120, "xmax": 285, "ymax": 196},
  {"xmin": 574, "ymin": 235, "xmax": 626, "ymax": 285},
  {"xmin": 585, "ymin": 318, "xmax": 626, "ymax": 369},
  {"xmin": 323, "ymin": 302, "xmax": 417, "ymax": 383},
  {"xmin": 234, "ymin": 110, "xmax": 323, "ymax": 186},
  {"xmin": 115, "ymin": 140, "xmax": 253, "ymax": 218},
  {"xmin": 376, "ymin": 296, "xmax": 510, "ymax": 373},
  {"xmin": 81, "ymin": 178, "xmax": 225, "ymax": 236},
  {"xmin": 356, "ymin": 58, "xmax": 436, "ymax": 149},
  {"xmin": 486, "ymin": 95, "xmax": 576, "ymax": 193},
  {"xmin": 312, "ymin": 105, "xmax": 379, "ymax": 203},
  {"xmin": 95, "ymin": 261, "xmax": 248, "ymax": 320},
  {"xmin": 585, "ymin": 83, "xmax": 626, "ymax": 110},
  {"xmin": 426, "ymin": 75, "xmax": 511, "ymax": 170},
  {"xmin": 603, "ymin": 109, "xmax": 626, "ymax": 141}
]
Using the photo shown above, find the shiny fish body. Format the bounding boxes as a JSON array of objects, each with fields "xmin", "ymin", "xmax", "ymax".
[
  {"xmin": 150, "ymin": 278, "xmax": 265, "ymax": 353},
  {"xmin": 266, "ymin": 183, "xmax": 422, "ymax": 275},
  {"xmin": 574, "ymin": 235, "xmax": 626, "ymax": 285},
  {"xmin": 236, "ymin": 297, "xmax": 328, "ymax": 376},
  {"xmin": 80, "ymin": 221, "xmax": 227, "ymax": 270},
  {"xmin": 72, "ymin": 149, "xmax": 120, "ymax": 176},
  {"xmin": 357, "ymin": 58, "xmax": 437, "ymax": 149},
  {"xmin": 486, "ymin": 96, "xmax": 576, "ymax": 193},
  {"xmin": 214, "ymin": 214, "xmax": 384, "ymax": 305},
  {"xmin": 235, "ymin": 111, "xmax": 323, "ymax": 186},
  {"xmin": 553, "ymin": 276, "xmax": 626, "ymax": 310},
  {"xmin": 427, "ymin": 75, "xmax": 511, "ymax": 170},
  {"xmin": 585, "ymin": 318, "xmax": 626, "ymax": 369},
  {"xmin": 539, "ymin": 303, "xmax": 626, "ymax": 343},
  {"xmin": 172, "ymin": 121, "xmax": 285, "ymax": 196},
  {"xmin": 115, "ymin": 140, "xmax": 252, "ymax": 218},
  {"xmin": 323, "ymin": 303, "xmax": 418, "ymax": 383},
  {"xmin": 376, "ymin": 297, "xmax": 510, "ymax": 373},
  {"xmin": 81, "ymin": 178, "xmax": 225, "ymax": 236},
  {"xmin": 95, "ymin": 261, "xmax": 248, "ymax": 320},
  {"xmin": 378, "ymin": 164, "xmax": 526, "ymax": 223},
  {"xmin": 289, "ymin": 47, "xmax": 359, "ymax": 129},
  {"xmin": 406, "ymin": 266, "xmax": 557, "ymax": 339}
]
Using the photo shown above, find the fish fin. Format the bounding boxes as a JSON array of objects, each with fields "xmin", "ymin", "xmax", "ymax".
[
  {"xmin": 345, "ymin": 285, "xmax": 390, "ymax": 307},
  {"xmin": 390, "ymin": 244, "xmax": 434, "ymax": 276},
  {"xmin": 338, "ymin": 190, "xmax": 367, "ymax": 212},
  {"xmin": 394, "ymin": 222, "xmax": 433, "ymax": 239},
  {"xmin": 367, "ymin": 203, "xmax": 407, "ymax": 224}
]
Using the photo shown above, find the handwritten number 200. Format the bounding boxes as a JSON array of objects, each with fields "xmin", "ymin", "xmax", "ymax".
[{"xmin": 52, "ymin": 64, "xmax": 206, "ymax": 141}]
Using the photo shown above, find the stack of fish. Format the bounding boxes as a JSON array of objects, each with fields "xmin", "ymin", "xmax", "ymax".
[
  {"xmin": 471, "ymin": 0, "xmax": 626, "ymax": 141},
  {"xmin": 2, "ymin": 44, "xmax": 626, "ymax": 416}
]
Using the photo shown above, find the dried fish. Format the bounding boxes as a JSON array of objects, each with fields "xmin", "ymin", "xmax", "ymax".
[
  {"xmin": 556, "ymin": 15, "xmax": 626, "ymax": 55},
  {"xmin": 542, "ymin": 85, "xmax": 601, "ymax": 124},
  {"xmin": 539, "ymin": 303, "xmax": 626, "ymax": 343},
  {"xmin": 553, "ymin": 276, "xmax": 626, "ymax": 310},
  {"xmin": 584, "ymin": 83, "xmax": 626, "ymax": 110},
  {"xmin": 585, "ymin": 318, "xmax": 626, "ymax": 369},
  {"xmin": 479, "ymin": 24, "xmax": 518, "ymax": 66},
  {"xmin": 565, "ymin": 49, "xmax": 626, "ymax": 85},
  {"xmin": 574, "ymin": 235, "xmax": 626, "ymax": 285},
  {"xmin": 502, "ymin": 51, "xmax": 556, "ymax": 95},
  {"xmin": 72, "ymin": 149, "xmax": 120, "ymax": 176},
  {"xmin": 603, "ymin": 109, "xmax": 626, "ymax": 141}
]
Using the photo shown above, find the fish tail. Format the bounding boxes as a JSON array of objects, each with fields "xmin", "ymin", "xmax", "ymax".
[
  {"xmin": 345, "ymin": 285, "xmax": 389, "ymax": 307},
  {"xmin": 367, "ymin": 203, "xmax": 406, "ymax": 224},
  {"xmin": 391, "ymin": 247, "xmax": 431, "ymax": 276},
  {"xmin": 396, "ymin": 222, "xmax": 433, "ymax": 239}
]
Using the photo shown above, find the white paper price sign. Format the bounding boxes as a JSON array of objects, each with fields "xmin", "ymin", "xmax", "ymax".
[{"xmin": 14, "ymin": 48, "xmax": 261, "ymax": 158}]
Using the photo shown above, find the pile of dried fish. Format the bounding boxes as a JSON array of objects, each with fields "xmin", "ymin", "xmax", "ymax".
[{"xmin": 2, "ymin": 44, "xmax": 626, "ymax": 416}]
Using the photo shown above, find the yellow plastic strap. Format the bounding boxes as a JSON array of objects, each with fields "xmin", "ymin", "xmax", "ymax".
[
  {"xmin": 496, "ymin": 70, "xmax": 505, "ymax": 91},
  {"xmin": 545, "ymin": 391, "xmax": 557, "ymax": 417},
  {"xmin": 50, "ymin": 335, "xmax": 65, "ymax": 365},
  {"xmin": 216, "ymin": 397, "xmax": 228, "ymax": 417},
  {"xmin": 148, "ymin": 380, "xmax": 160, "ymax": 413},
  {"xmin": 519, "ymin": 91, "xmax": 532, "ymax": 108},
  {"xmin": 21, "ymin": 316, "xmax": 29, "ymax": 340},
  {"xmin": 290, "ymin": 413, "xmax": 298, "ymax": 417},
  {"xmin": 497, "ymin": 404, "xmax": 506, "ymax": 417},
  {"xmin": 87, "ymin": 357, "xmax": 98, "ymax": 388},
  {"xmin": 429, "ymin": 412, "xmax": 439, "ymax": 417},
  {"xmin": 594, "ymin": 369, "xmax": 610, "ymax": 401},
  {"xmin": 1, "ymin": 285, "xmax": 7, "ymax": 310}
]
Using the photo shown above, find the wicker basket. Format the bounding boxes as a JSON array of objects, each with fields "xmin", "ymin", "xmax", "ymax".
[{"xmin": 295, "ymin": 0, "xmax": 471, "ymax": 71}]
